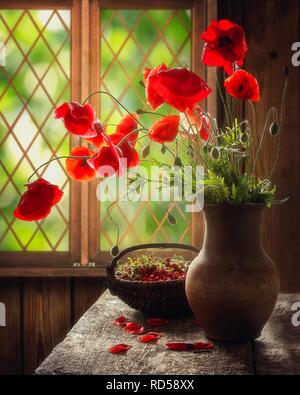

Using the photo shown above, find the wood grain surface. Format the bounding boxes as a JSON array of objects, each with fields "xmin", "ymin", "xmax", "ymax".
[{"xmin": 35, "ymin": 291, "xmax": 300, "ymax": 375}]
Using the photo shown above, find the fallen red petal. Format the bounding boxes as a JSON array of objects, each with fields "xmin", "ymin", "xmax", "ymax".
[
  {"xmin": 113, "ymin": 316, "xmax": 128, "ymax": 327},
  {"xmin": 193, "ymin": 342, "xmax": 214, "ymax": 350},
  {"xmin": 124, "ymin": 322, "xmax": 144, "ymax": 334},
  {"xmin": 147, "ymin": 318, "xmax": 169, "ymax": 327},
  {"xmin": 139, "ymin": 332, "xmax": 161, "ymax": 343},
  {"xmin": 108, "ymin": 344, "xmax": 131, "ymax": 354},
  {"xmin": 165, "ymin": 342, "xmax": 192, "ymax": 351},
  {"xmin": 165, "ymin": 341, "xmax": 213, "ymax": 352}
]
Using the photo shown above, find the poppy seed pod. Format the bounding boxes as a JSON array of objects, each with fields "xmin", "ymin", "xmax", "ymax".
[{"xmin": 240, "ymin": 132, "xmax": 249, "ymax": 144}]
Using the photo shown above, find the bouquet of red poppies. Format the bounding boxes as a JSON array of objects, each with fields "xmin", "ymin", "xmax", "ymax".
[{"xmin": 14, "ymin": 20, "xmax": 288, "ymax": 227}]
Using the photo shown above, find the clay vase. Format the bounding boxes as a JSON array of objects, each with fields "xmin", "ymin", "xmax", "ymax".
[{"xmin": 185, "ymin": 204, "xmax": 280, "ymax": 342}]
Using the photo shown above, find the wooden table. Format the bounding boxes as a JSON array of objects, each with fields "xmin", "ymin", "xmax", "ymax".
[{"xmin": 36, "ymin": 292, "xmax": 300, "ymax": 375}]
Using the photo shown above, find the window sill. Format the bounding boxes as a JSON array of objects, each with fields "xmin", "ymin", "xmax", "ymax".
[{"xmin": 0, "ymin": 264, "xmax": 106, "ymax": 278}]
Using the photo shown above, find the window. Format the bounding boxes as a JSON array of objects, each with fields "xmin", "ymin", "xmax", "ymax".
[
  {"xmin": 0, "ymin": 0, "xmax": 208, "ymax": 273},
  {"xmin": 98, "ymin": 8, "xmax": 192, "ymax": 251}
]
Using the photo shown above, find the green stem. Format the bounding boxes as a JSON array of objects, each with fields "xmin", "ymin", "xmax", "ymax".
[
  {"xmin": 116, "ymin": 128, "xmax": 148, "ymax": 147},
  {"xmin": 82, "ymin": 90, "xmax": 145, "ymax": 128},
  {"xmin": 268, "ymin": 77, "xmax": 288, "ymax": 179},
  {"xmin": 252, "ymin": 107, "xmax": 277, "ymax": 174},
  {"xmin": 215, "ymin": 70, "xmax": 231, "ymax": 127},
  {"xmin": 27, "ymin": 155, "xmax": 91, "ymax": 183}
]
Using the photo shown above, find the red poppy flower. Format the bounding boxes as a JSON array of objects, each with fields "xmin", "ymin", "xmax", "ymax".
[
  {"xmin": 14, "ymin": 178, "xmax": 63, "ymax": 221},
  {"xmin": 148, "ymin": 67, "xmax": 211, "ymax": 112},
  {"xmin": 108, "ymin": 344, "xmax": 131, "ymax": 354},
  {"xmin": 183, "ymin": 106, "xmax": 211, "ymax": 141},
  {"xmin": 144, "ymin": 63, "xmax": 168, "ymax": 110},
  {"xmin": 124, "ymin": 322, "xmax": 144, "ymax": 335},
  {"xmin": 148, "ymin": 115, "xmax": 180, "ymax": 144},
  {"xmin": 143, "ymin": 67, "xmax": 151, "ymax": 83},
  {"xmin": 146, "ymin": 318, "xmax": 169, "ymax": 327},
  {"xmin": 201, "ymin": 19, "xmax": 248, "ymax": 75},
  {"xmin": 110, "ymin": 133, "xmax": 139, "ymax": 169},
  {"xmin": 113, "ymin": 316, "xmax": 128, "ymax": 327},
  {"xmin": 224, "ymin": 70, "xmax": 260, "ymax": 102},
  {"xmin": 55, "ymin": 102, "xmax": 96, "ymax": 138},
  {"xmin": 65, "ymin": 146, "xmax": 95, "ymax": 182},
  {"xmin": 139, "ymin": 332, "xmax": 161, "ymax": 343},
  {"xmin": 116, "ymin": 113, "xmax": 140, "ymax": 146},
  {"xmin": 88, "ymin": 141, "xmax": 124, "ymax": 177},
  {"xmin": 84, "ymin": 120, "xmax": 106, "ymax": 148}
]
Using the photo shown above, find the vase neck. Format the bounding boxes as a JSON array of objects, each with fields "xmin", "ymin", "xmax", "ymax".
[{"xmin": 202, "ymin": 205, "xmax": 264, "ymax": 254}]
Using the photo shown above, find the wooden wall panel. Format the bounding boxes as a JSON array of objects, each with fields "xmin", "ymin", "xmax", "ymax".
[
  {"xmin": 218, "ymin": 0, "xmax": 300, "ymax": 292},
  {"xmin": 22, "ymin": 279, "xmax": 71, "ymax": 375},
  {"xmin": 71, "ymin": 278, "xmax": 107, "ymax": 325},
  {"xmin": 244, "ymin": 0, "xmax": 300, "ymax": 292},
  {"xmin": 0, "ymin": 279, "xmax": 21, "ymax": 375}
]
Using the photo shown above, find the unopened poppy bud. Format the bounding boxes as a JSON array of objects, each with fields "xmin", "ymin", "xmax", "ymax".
[
  {"xmin": 210, "ymin": 147, "xmax": 220, "ymax": 160},
  {"xmin": 269, "ymin": 122, "xmax": 279, "ymax": 136},
  {"xmin": 167, "ymin": 213, "xmax": 177, "ymax": 225},
  {"xmin": 110, "ymin": 245, "xmax": 120, "ymax": 257},
  {"xmin": 161, "ymin": 145, "xmax": 167, "ymax": 154},
  {"xmin": 141, "ymin": 143, "xmax": 151, "ymax": 158},
  {"xmin": 174, "ymin": 157, "xmax": 183, "ymax": 167}
]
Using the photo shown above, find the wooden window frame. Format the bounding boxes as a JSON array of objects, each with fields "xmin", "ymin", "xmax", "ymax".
[{"xmin": 0, "ymin": 0, "xmax": 214, "ymax": 277}]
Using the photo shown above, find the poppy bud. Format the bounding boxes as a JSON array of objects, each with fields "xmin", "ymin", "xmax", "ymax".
[
  {"xmin": 174, "ymin": 157, "xmax": 183, "ymax": 167},
  {"xmin": 167, "ymin": 213, "xmax": 177, "ymax": 225},
  {"xmin": 269, "ymin": 122, "xmax": 279, "ymax": 136},
  {"xmin": 210, "ymin": 147, "xmax": 220, "ymax": 160},
  {"xmin": 141, "ymin": 143, "xmax": 151, "ymax": 158},
  {"xmin": 161, "ymin": 145, "xmax": 167, "ymax": 154},
  {"xmin": 110, "ymin": 245, "xmax": 120, "ymax": 257}
]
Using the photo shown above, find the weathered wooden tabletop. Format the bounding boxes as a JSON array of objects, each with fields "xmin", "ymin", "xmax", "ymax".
[{"xmin": 36, "ymin": 292, "xmax": 300, "ymax": 375}]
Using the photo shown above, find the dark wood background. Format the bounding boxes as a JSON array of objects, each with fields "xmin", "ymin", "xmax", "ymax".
[
  {"xmin": 0, "ymin": 0, "xmax": 299, "ymax": 375},
  {"xmin": 218, "ymin": 0, "xmax": 300, "ymax": 293},
  {"xmin": 0, "ymin": 278, "xmax": 106, "ymax": 374}
]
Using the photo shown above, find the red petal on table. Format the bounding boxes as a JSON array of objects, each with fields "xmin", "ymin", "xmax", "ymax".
[
  {"xmin": 139, "ymin": 332, "xmax": 161, "ymax": 343},
  {"xmin": 193, "ymin": 342, "xmax": 214, "ymax": 350},
  {"xmin": 124, "ymin": 322, "xmax": 144, "ymax": 334},
  {"xmin": 108, "ymin": 344, "xmax": 131, "ymax": 354},
  {"xmin": 165, "ymin": 342, "xmax": 192, "ymax": 351},
  {"xmin": 147, "ymin": 318, "xmax": 169, "ymax": 327},
  {"xmin": 113, "ymin": 316, "xmax": 128, "ymax": 327}
]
